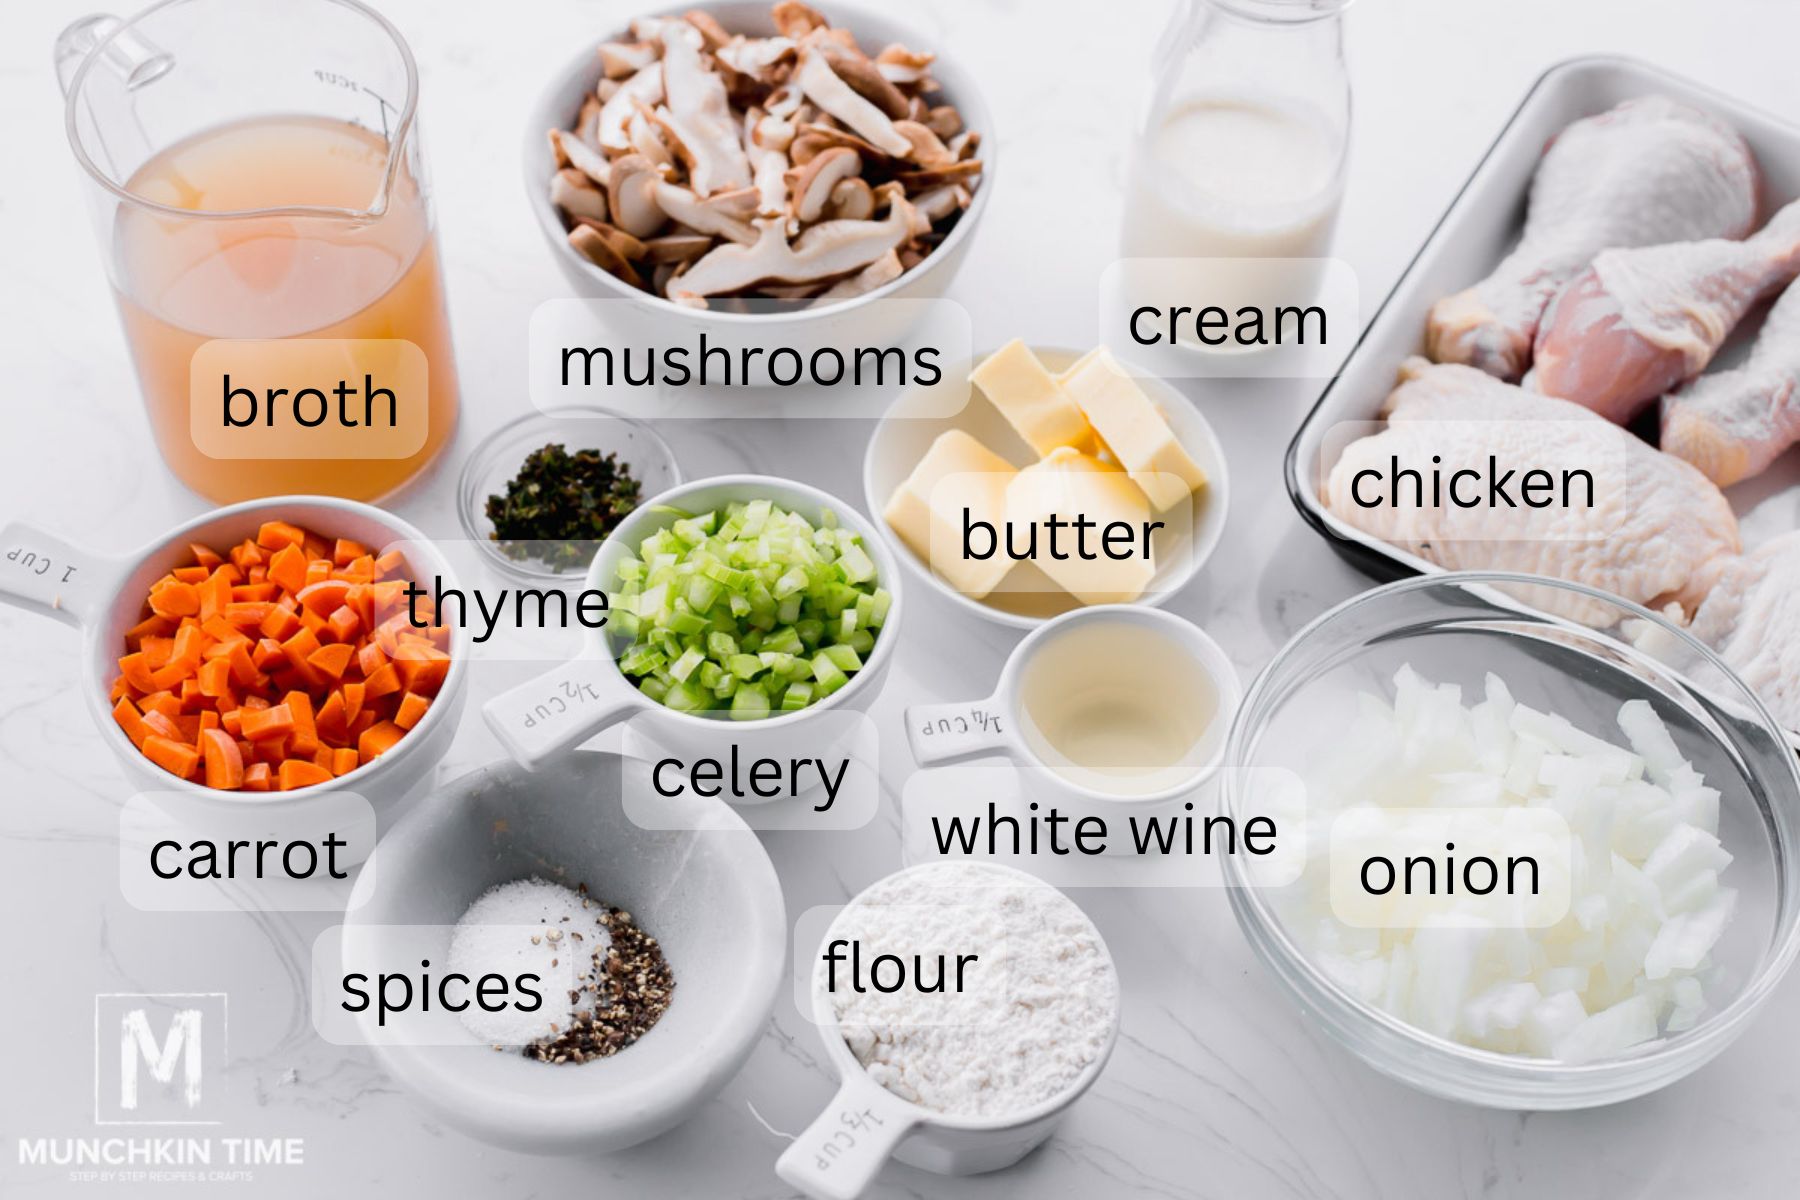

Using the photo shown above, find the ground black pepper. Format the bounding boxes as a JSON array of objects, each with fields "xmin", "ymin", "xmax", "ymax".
[{"xmin": 521, "ymin": 889, "xmax": 674, "ymax": 1065}]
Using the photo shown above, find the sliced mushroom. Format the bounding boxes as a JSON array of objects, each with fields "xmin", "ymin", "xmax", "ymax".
[
  {"xmin": 658, "ymin": 23, "xmax": 752, "ymax": 194},
  {"xmin": 825, "ymin": 176, "xmax": 875, "ymax": 221},
  {"xmin": 575, "ymin": 94, "xmax": 604, "ymax": 148},
  {"xmin": 814, "ymin": 39, "xmax": 910, "ymax": 120},
  {"xmin": 949, "ymin": 129, "xmax": 980, "ymax": 162},
  {"xmin": 571, "ymin": 217, "xmax": 648, "ymax": 262},
  {"xmin": 770, "ymin": 0, "xmax": 828, "ymax": 39},
  {"xmin": 909, "ymin": 183, "xmax": 969, "ymax": 224},
  {"xmin": 606, "ymin": 155, "xmax": 669, "ymax": 239},
  {"xmin": 716, "ymin": 35, "xmax": 796, "ymax": 84},
  {"xmin": 548, "ymin": 128, "xmax": 611, "ymax": 186},
  {"xmin": 569, "ymin": 225, "xmax": 644, "ymax": 289},
  {"xmin": 705, "ymin": 186, "xmax": 762, "ymax": 220},
  {"xmin": 682, "ymin": 9, "xmax": 732, "ymax": 51},
  {"xmin": 874, "ymin": 43, "xmax": 935, "ymax": 87},
  {"xmin": 792, "ymin": 46, "xmax": 912, "ymax": 157},
  {"xmin": 670, "ymin": 189, "xmax": 918, "ymax": 301},
  {"xmin": 789, "ymin": 121, "xmax": 889, "ymax": 167},
  {"xmin": 786, "ymin": 146, "xmax": 861, "ymax": 223},
  {"xmin": 897, "ymin": 159, "xmax": 982, "ymax": 191},
  {"xmin": 815, "ymin": 249, "xmax": 904, "ymax": 300},
  {"xmin": 627, "ymin": 106, "xmax": 676, "ymax": 170},
  {"xmin": 551, "ymin": 168, "xmax": 609, "ymax": 222},
  {"xmin": 642, "ymin": 232, "xmax": 715, "ymax": 264},
  {"xmin": 599, "ymin": 41, "xmax": 659, "ymax": 79},
  {"xmin": 891, "ymin": 119, "xmax": 955, "ymax": 168},
  {"xmin": 744, "ymin": 108, "xmax": 792, "ymax": 219},
  {"xmin": 924, "ymin": 104, "xmax": 961, "ymax": 140},
  {"xmin": 652, "ymin": 180, "xmax": 757, "ymax": 245},
  {"xmin": 598, "ymin": 62, "xmax": 664, "ymax": 152}
]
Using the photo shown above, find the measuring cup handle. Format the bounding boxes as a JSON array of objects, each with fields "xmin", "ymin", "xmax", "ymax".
[
  {"xmin": 55, "ymin": 14, "xmax": 174, "ymax": 95},
  {"xmin": 775, "ymin": 1075, "xmax": 920, "ymax": 1200},
  {"xmin": 904, "ymin": 695, "xmax": 1009, "ymax": 767},
  {"xmin": 0, "ymin": 521, "xmax": 113, "ymax": 629},
  {"xmin": 481, "ymin": 652, "xmax": 642, "ymax": 768}
]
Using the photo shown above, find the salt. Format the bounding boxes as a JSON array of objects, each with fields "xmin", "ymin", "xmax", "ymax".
[{"xmin": 448, "ymin": 878, "xmax": 612, "ymax": 1046}]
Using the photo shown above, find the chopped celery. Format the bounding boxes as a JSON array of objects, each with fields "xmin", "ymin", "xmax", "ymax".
[{"xmin": 609, "ymin": 499, "xmax": 889, "ymax": 717}]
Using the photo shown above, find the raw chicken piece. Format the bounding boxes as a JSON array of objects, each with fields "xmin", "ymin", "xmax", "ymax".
[
  {"xmin": 1687, "ymin": 532, "xmax": 1800, "ymax": 729},
  {"xmin": 1661, "ymin": 280, "xmax": 1800, "ymax": 486},
  {"xmin": 1324, "ymin": 359, "xmax": 1740, "ymax": 625},
  {"xmin": 1533, "ymin": 200, "xmax": 1800, "ymax": 423},
  {"xmin": 1427, "ymin": 97, "xmax": 1758, "ymax": 381}
]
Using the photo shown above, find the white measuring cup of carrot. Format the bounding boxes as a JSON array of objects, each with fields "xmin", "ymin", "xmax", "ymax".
[{"xmin": 0, "ymin": 496, "xmax": 468, "ymax": 824}]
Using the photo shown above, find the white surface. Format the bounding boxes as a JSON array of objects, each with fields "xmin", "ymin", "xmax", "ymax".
[{"xmin": 4, "ymin": 1, "xmax": 1800, "ymax": 1197}]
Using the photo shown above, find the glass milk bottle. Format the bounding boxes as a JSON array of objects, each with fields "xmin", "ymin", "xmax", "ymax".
[{"xmin": 1122, "ymin": 0, "xmax": 1351, "ymax": 319}]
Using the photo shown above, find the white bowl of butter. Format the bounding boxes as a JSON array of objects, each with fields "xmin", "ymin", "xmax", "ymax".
[{"xmin": 863, "ymin": 343, "xmax": 1228, "ymax": 630}]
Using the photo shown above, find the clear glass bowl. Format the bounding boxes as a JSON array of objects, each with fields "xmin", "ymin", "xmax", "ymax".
[
  {"xmin": 457, "ymin": 407, "xmax": 680, "ymax": 582},
  {"xmin": 1221, "ymin": 571, "xmax": 1800, "ymax": 1108}
]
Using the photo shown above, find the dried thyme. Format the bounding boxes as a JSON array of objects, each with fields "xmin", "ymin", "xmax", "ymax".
[{"xmin": 485, "ymin": 442, "xmax": 642, "ymax": 572}]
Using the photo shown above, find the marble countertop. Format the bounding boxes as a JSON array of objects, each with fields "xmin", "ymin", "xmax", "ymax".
[{"xmin": 5, "ymin": 0, "xmax": 1800, "ymax": 1196}]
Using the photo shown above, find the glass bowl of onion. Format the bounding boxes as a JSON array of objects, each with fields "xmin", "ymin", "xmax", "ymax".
[{"xmin": 1220, "ymin": 571, "xmax": 1800, "ymax": 1109}]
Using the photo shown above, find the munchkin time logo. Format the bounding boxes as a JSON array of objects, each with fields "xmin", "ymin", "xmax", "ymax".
[{"xmin": 13, "ymin": 993, "xmax": 305, "ymax": 1181}]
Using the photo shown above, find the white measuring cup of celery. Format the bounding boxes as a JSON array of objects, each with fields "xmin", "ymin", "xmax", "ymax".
[
  {"xmin": 776, "ymin": 861, "xmax": 1119, "ymax": 1198},
  {"xmin": 905, "ymin": 605, "xmax": 1240, "ymax": 823}
]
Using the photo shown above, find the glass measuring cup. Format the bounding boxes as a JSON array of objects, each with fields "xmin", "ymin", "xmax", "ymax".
[{"xmin": 56, "ymin": 0, "xmax": 460, "ymax": 504}]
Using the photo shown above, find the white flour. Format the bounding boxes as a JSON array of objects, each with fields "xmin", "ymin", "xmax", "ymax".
[{"xmin": 819, "ymin": 862, "xmax": 1118, "ymax": 1119}]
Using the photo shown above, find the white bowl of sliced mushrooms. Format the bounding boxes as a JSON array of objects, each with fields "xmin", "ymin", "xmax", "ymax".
[{"xmin": 525, "ymin": 0, "xmax": 989, "ymax": 326}]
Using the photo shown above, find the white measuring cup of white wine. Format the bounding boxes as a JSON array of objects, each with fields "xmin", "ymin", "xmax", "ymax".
[{"xmin": 904, "ymin": 605, "xmax": 1240, "ymax": 816}]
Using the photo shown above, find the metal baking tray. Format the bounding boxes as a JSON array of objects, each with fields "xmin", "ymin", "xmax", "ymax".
[{"xmin": 1287, "ymin": 54, "xmax": 1800, "ymax": 611}]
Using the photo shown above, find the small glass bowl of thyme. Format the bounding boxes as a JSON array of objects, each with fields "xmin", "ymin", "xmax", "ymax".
[{"xmin": 458, "ymin": 408, "xmax": 680, "ymax": 581}]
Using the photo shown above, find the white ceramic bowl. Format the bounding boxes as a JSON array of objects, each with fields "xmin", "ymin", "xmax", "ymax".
[
  {"xmin": 0, "ymin": 497, "xmax": 469, "ymax": 829},
  {"xmin": 482, "ymin": 474, "xmax": 903, "ymax": 774},
  {"xmin": 343, "ymin": 749, "xmax": 786, "ymax": 1153},
  {"xmin": 777, "ymin": 862, "xmax": 1119, "ymax": 1198},
  {"xmin": 521, "ymin": 2, "xmax": 995, "ymax": 377},
  {"xmin": 862, "ymin": 347, "xmax": 1230, "ymax": 631}
]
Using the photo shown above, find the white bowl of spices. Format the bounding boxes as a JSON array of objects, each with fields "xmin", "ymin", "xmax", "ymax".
[
  {"xmin": 342, "ymin": 749, "xmax": 785, "ymax": 1153},
  {"xmin": 777, "ymin": 861, "xmax": 1120, "ymax": 1198}
]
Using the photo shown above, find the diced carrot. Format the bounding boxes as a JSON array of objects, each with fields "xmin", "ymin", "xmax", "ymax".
[
  {"xmin": 125, "ymin": 613, "xmax": 176, "ymax": 646},
  {"xmin": 174, "ymin": 715, "xmax": 201, "ymax": 743},
  {"xmin": 240, "ymin": 703, "xmax": 294, "ymax": 741},
  {"xmin": 266, "ymin": 544, "xmax": 308, "ymax": 596},
  {"xmin": 118, "ymin": 652, "xmax": 157, "ymax": 693},
  {"xmin": 225, "ymin": 642, "xmax": 260, "ymax": 688},
  {"xmin": 144, "ymin": 735, "xmax": 201, "ymax": 779},
  {"xmin": 332, "ymin": 747, "xmax": 360, "ymax": 776},
  {"xmin": 242, "ymin": 762, "xmax": 273, "ymax": 792},
  {"xmin": 358, "ymin": 720, "xmax": 405, "ymax": 764},
  {"xmin": 257, "ymin": 520, "xmax": 308, "ymax": 552},
  {"xmin": 394, "ymin": 645, "xmax": 452, "ymax": 696},
  {"xmin": 327, "ymin": 605, "xmax": 361, "ymax": 643},
  {"xmin": 231, "ymin": 582, "xmax": 278, "ymax": 603},
  {"xmin": 200, "ymin": 710, "xmax": 220, "ymax": 732},
  {"xmin": 304, "ymin": 559, "xmax": 333, "ymax": 589},
  {"xmin": 142, "ymin": 709, "xmax": 183, "ymax": 742},
  {"xmin": 178, "ymin": 678, "xmax": 204, "ymax": 711},
  {"xmin": 251, "ymin": 637, "xmax": 285, "ymax": 670},
  {"xmin": 302, "ymin": 532, "xmax": 333, "ymax": 562},
  {"xmin": 255, "ymin": 735, "xmax": 290, "ymax": 764},
  {"xmin": 110, "ymin": 676, "xmax": 132, "ymax": 703},
  {"xmin": 259, "ymin": 605, "xmax": 302, "ymax": 642},
  {"xmin": 362, "ymin": 662, "xmax": 401, "ymax": 700},
  {"xmin": 394, "ymin": 692, "xmax": 430, "ymax": 730},
  {"xmin": 342, "ymin": 682, "xmax": 365, "ymax": 725},
  {"xmin": 336, "ymin": 554, "xmax": 376, "ymax": 583},
  {"xmin": 332, "ymin": 538, "xmax": 369, "ymax": 567},
  {"xmin": 277, "ymin": 759, "xmax": 333, "ymax": 791},
  {"xmin": 199, "ymin": 570, "xmax": 233, "ymax": 621},
  {"xmin": 197, "ymin": 657, "xmax": 231, "ymax": 698},
  {"xmin": 307, "ymin": 642, "xmax": 355, "ymax": 680},
  {"xmin": 221, "ymin": 709, "xmax": 243, "ymax": 737},
  {"xmin": 171, "ymin": 565, "xmax": 209, "ymax": 585},
  {"xmin": 285, "ymin": 691, "xmax": 319, "ymax": 757},
  {"xmin": 298, "ymin": 607, "xmax": 328, "ymax": 638},
  {"xmin": 141, "ymin": 636, "xmax": 174, "ymax": 669},
  {"xmin": 374, "ymin": 549, "xmax": 407, "ymax": 578},
  {"xmin": 200, "ymin": 729, "xmax": 245, "ymax": 790},
  {"xmin": 297, "ymin": 579, "xmax": 353, "ymax": 616},
  {"xmin": 355, "ymin": 642, "xmax": 387, "ymax": 677},
  {"xmin": 148, "ymin": 580, "xmax": 201, "ymax": 618},
  {"xmin": 112, "ymin": 698, "xmax": 150, "ymax": 749},
  {"xmin": 189, "ymin": 542, "xmax": 223, "ymax": 570},
  {"xmin": 226, "ymin": 601, "xmax": 274, "ymax": 628},
  {"xmin": 316, "ymin": 691, "xmax": 348, "ymax": 741},
  {"xmin": 141, "ymin": 691, "xmax": 182, "ymax": 720}
]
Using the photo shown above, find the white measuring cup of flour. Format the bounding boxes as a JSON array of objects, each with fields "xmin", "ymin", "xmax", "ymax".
[
  {"xmin": 903, "ymin": 605, "xmax": 1240, "ymax": 834},
  {"xmin": 776, "ymin": 862, "xmax": 1119, "ymax": 1198}
]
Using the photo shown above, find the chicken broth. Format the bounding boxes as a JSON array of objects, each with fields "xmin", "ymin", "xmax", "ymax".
[
  {"xmin": 1018, "ymin": 621, "xmax": 1219, "ymax": 796},
  {"xmin": 111, "ymin": 115, "xmax": 458, "ymax": 503}
]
